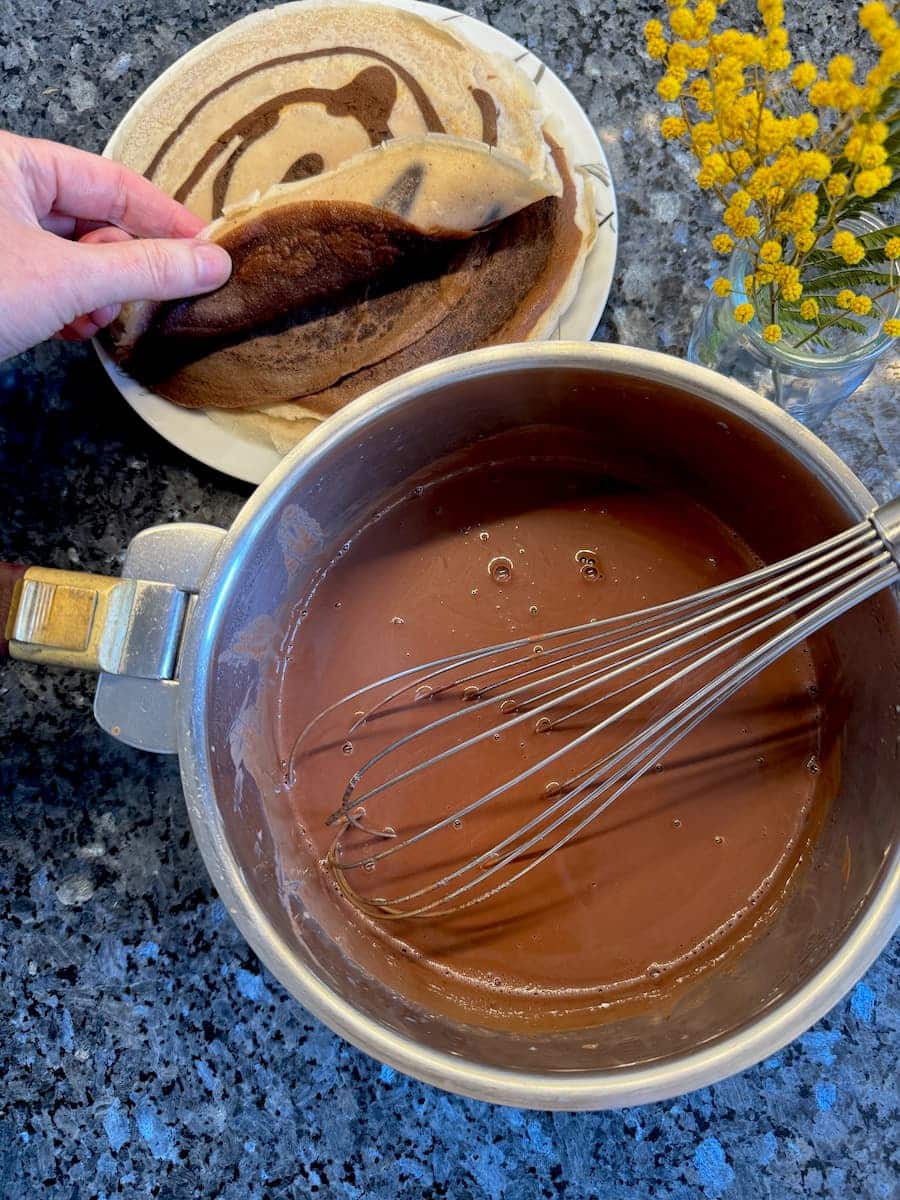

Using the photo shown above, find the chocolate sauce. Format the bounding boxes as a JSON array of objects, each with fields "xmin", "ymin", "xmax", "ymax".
[
  {"xmin": 272, "ymin": 458, "xmax": 829, "ymax": 1031},
  {"xmin": 281, "ymin": 153, "xmax": 326, "ymax": 183},
  {"xmin": 145, "ymin": 47, "xmax": 453, "ymax": 213},
  {"xmin": 173, "ymin": 64, "xmax": 404, "ymax": 208},
  {"xmin": 148, "ymin": 47, "xmax": 447, "ymax": 176},
  {"xmin": 470, "ymin": 87, "xmax": 499, "ymax": 146}
]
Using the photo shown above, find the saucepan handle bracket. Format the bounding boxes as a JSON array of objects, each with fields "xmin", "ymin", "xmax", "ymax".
[
  {"xmin": 94, "ymin": 522, "xmax": 226, "ymax": 754},
  {"xmin": 2, "ymin": 523, "xmax": 225, "ymax": 755}
]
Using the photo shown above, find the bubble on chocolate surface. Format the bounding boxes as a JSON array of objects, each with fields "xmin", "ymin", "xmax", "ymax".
[{"xmin": 488, "ymin": 555, "xmax": 513, "ymax": 583}]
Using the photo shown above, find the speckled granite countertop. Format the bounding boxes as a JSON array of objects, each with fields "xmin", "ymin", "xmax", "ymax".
[{"xmin": 1, "ymin": 1, "xmax": 898, "ymax": 1196}]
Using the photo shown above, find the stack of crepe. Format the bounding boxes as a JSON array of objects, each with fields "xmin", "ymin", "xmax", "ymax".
[{"xmin": 106, "ymin": 1, "xmax": 597, "ymax": 452}]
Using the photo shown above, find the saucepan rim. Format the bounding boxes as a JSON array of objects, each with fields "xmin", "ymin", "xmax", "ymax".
[{"xmin": 177, "ymin": 342, "xmax": 900, "ymax": 1109}]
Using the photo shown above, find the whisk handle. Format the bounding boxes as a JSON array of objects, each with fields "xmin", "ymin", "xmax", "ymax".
[{"xmin": 871, "ymin": 497, "xmax": 900, "ymax": 564}]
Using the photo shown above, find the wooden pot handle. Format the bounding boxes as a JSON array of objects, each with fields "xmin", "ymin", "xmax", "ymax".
[
  {"xmin": 0, "ymin": 564, "xmax": 131, "ymax": 670},
  {"xmin": 0, "ymin": 564, "xmax": 27, "ymax": 657}
]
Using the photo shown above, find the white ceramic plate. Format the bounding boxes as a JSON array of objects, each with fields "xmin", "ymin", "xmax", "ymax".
[{"xmin": 96, "ymin": 0, "xmax": 618, "ymax": 484}]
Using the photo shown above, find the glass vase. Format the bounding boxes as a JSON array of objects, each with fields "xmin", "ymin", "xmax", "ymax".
[{"xmin": 687, "ymin": 219, "xmax": 899, "ymax": 429}]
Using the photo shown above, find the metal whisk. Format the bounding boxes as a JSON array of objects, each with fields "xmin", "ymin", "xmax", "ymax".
[{"xmin": 296, "ymin": 498, "xmax": 900, "ymax": 920}]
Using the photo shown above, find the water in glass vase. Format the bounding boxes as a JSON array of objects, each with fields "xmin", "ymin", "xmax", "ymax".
[{"xmin": 688, "ymin": 218, "xmax": 899, "ymax": 430}]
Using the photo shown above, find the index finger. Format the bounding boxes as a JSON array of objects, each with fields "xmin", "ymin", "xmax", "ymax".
[{"xmin": 19, "ymin": 135, "xmax": 204, "ymax": 239}]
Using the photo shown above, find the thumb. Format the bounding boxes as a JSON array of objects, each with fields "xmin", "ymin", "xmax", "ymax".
[{"xmin": 66, "ymin": 236, "xmax": 232, "ymax": 312}]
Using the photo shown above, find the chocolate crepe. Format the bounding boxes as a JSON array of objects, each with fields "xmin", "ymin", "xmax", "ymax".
[{"xmin": 108, "ymin": 138, "xmax": 593, "ymax": 419}]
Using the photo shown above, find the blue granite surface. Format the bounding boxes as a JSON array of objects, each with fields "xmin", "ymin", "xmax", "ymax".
[{"xmin": 0, "ymin": 0, "xmax": 898, "ymax": 1196}]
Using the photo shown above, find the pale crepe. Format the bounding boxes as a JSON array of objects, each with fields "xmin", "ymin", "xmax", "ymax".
[
  {"xmin": 107, "ymin": 0, "xmax": 559, "ymax": 220},
  {"xmin": 208, "ymin": 135, "xmax": 562, "ymax": 238}
]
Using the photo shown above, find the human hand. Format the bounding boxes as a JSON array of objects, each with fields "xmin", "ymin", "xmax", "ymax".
[{"xmin": 0, "ymin": 131, "xmax": 232, "ymax": 362}]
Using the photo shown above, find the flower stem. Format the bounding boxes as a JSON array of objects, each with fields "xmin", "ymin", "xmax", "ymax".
[{"xmin": 791, "ymin": 283, "xmax": 899, "ymax": 349}]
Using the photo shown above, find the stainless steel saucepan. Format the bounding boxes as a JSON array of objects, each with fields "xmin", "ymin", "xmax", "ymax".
[{"xmin": 3, "ymin": 344, "xmax": 898, "ymax": 1110}]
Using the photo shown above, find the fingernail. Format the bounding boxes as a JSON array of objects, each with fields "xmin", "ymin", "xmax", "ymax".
[
  {"xmin": 193, "ymin": 242, "xmax": 232, "ymax": 288},
  {"xmin": 91, "ymin": 304, "xmax": 121, "ymax": 328}
]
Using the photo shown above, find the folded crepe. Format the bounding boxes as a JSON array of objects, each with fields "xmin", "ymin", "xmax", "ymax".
[
  {"xmin": 106, "ymin": 0, "xmax": 560, "ymax": 221},
  {"xmin": 108, "ymin": 135, "xmax": 594, "ymax": 425},
  {"xmin": 104, "ymin": 1, "xmax": 598, "ymax": 451}
]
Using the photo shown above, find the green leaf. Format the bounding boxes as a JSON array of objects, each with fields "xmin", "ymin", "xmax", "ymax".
[
  {"xmin": 781, "ymin": 313, "xmax": 870, "ymax": 351},
  {"xmin": 802, "ymin": 248, "xmax": 895, "ymax": 273},
  {"xmin": 857, "ymin": 223, "xmax": 900, "ymax": 247},
  {"xmin": 841, "ymin": 174, "xmax": 900, "ymax": 218},
  {"xmin": 824, "ymin": 316, "xmax": 868, "ymax": 334},
  {"xmin": 800, "ymin": 294, "xmax": 849, "ymax": 312},
  {"xmin": 776, "ymin": 301, "xmax": 868, "ymax": 334},
  {"xmin": 801, "ymin": 235, "xmax": 899, "ymax": 273},
  {"xmin": 801, "ymin": 267, "xmax": 895, "ymax": 292}
]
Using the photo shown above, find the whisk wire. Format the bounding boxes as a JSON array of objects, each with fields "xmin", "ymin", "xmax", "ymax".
[
  {"xmin": 336, "ymin": 547, "xmax": 897, "ymax": 916},
  {"xmin": 318, "ymin": 512, "xmax": 899, "ymax": 917},
  {"xmin": 293, "ymin": 521, "xmax": 872, "ymax": 769},
  {"xmin": 335, "ymin": 555, "xmax": 875, "ymax": 893},
  {"xmin": 332, "ymin": 522, "xmax": 880, "ymax": 821}
]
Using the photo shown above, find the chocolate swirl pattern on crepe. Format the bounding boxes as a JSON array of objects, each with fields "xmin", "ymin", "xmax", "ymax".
[
  {"xmin": 105, "ymin": 2, "xmax": 597, "ymax": 449},
  {"xmin": 107, "ymin": 1, "xmax": 561, "ymax": 219}
]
